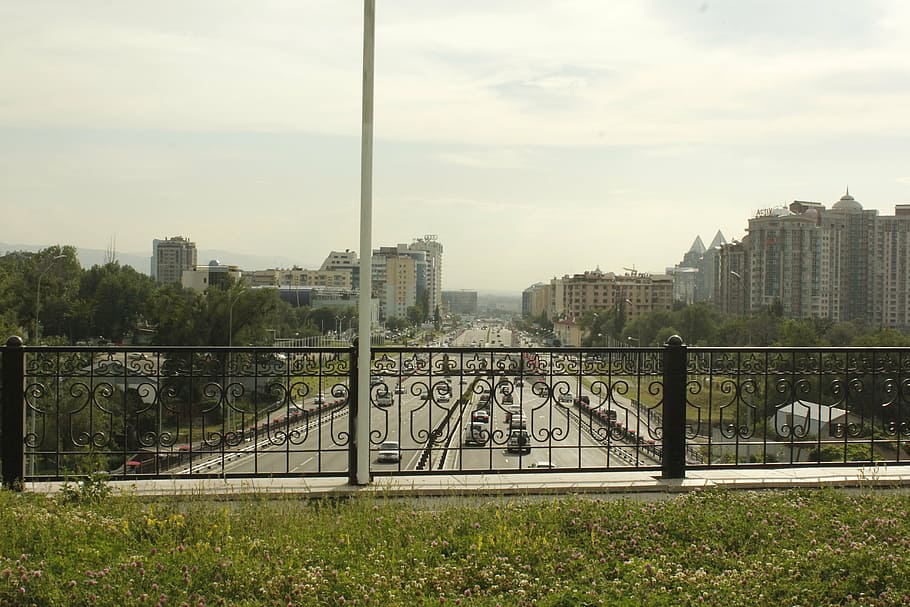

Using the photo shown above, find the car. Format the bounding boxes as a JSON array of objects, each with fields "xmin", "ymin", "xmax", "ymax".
[
  {"xmin": 528, "ymin": 461, "xmax": 557, "ymax": 469},
  {"xmin": 314, "ymin": 393, "xmax": 326, "ymax": 405},
  {"xmin": 471, "ymin": 409, "xmax": 490, "ymax": 423},
  {"xmin": 376, "ymin": 392, "xmax": 393, "ymax": 406},
  {"xmin": 507, "ymin": 429, "xmax": 531, "ymax": 454},
  {"xmin": 370, "ymin": 376, "xmax": 382, "ymax": 386},
  {"xmin": 377, "ymin": 441, "xmax": 401, "ymax": 463},
  {"xmin": 502, "ymin": 393, "xmax": 514, "ymax": 405},
  {"xmin": 504, "ymin": 405, "xmax": 522, "ymax": 423},
  {"xmin": 395, "ymin": 384, "xmax": 405, "ymax": 394},
  {"xmin": 558, "ymin": 391, "xmax": 574, "ymax": 403},
  {"xmin": 437, "ymin": 392, "xmax": 451, "ymax": 403},
  {"xmin": 509, "ymin": 413, "xmax": 527, "ymax": 429},
  {"xmin": 463, "ymin": 422, "xmax": 487, "ymax": 446}
]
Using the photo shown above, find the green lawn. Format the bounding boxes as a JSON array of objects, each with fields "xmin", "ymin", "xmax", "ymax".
[{"xmin": 2, "ymin": 484, "xmax": 909, "ymax": 606}]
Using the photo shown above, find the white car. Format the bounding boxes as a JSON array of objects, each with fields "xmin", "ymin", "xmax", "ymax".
[
  {"xmin": 314, "ymin": 393, "xmax": 326, "ymax": 405},
  {"xmin": 558, "ymin": 391, "xmax": 574, "ymax": 403},
  {"xmin": 377, "ymin": 441, "xmax": 401, "ymax": 463},
  {"xmin": 529, "ymin": 461, "xmax": 557, "ymax": 469}
]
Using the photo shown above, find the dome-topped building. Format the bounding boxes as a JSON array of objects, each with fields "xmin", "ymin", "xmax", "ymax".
[{"xmin": 832, "ymin": 187, "xmax": 863, "ymax": 212}]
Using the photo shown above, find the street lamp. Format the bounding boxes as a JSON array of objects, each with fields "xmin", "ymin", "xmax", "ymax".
[
  {"xmin": 226, "ymin": 288, "xmax": 248, "ymax": 435},
  {"xmin": 34, "ymin": 254, "xmax": 66, "ymax": 343},
  {"xmin": 730, "ymin": 271, "xmax": 746, "ymax": 318}
]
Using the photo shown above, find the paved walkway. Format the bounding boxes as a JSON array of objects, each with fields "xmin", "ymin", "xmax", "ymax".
[{"xmin": 24, "ymin": 464, "xmax": 910, "ymax": 499}]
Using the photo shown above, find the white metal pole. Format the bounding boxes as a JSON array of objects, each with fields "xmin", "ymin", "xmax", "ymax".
[{"xmin": 356, "ymin": 0, "xmax": 375, "ymax": 485}]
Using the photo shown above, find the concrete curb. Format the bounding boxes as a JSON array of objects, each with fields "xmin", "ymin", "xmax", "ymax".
[{"xmin": 23, "ymin": 465, "xmax": 910, "ymax": 500}]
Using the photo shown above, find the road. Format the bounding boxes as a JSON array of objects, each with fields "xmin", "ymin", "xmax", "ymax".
[{"xmin": 175, "ymin": 326, "xmax": 658, "ymax": 475}]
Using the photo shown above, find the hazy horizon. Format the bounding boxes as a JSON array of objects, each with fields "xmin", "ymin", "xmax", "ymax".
[{"xmin": 3, "ymin": 1, "xmax": 909, "ymax": 291}]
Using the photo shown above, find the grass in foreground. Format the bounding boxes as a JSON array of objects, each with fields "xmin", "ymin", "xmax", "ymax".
[{"xmin": 2, "ymin": 485, "xmax": 910, "ymax": 606}]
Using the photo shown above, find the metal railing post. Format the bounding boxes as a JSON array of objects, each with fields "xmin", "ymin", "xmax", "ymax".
[
  {"xmin": 2, "ymin": 336, "xmax": 26, "ymax": 489},
  {"xmin": 348, "ymin": 339, "xmax": 360, "ymax": 484},
  {"xmin": 662, "ymin": 335, "xmax": 687, "ymax": 479}
]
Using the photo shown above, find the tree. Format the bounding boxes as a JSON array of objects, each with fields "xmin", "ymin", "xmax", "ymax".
[
  {"xmin": 775, "ymin": 319, "xmax": 819, "ymax": 347},
  {"xmin": 146, "ymin": 284, "xmax": 205, "ymax": 346},
  {"xmin": 406, "ymin": 305, "xmax": 424, "ymax": 326},
  {"xmin": 28, "ymin": 246, "xmax": 81, "ymax": 342},
  {"xmin": 79, "ymin": 262, "xmax": 156, "ymax": 343}
]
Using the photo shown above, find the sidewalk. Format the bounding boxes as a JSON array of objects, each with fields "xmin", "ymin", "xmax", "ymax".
[{"xmin": 24, "ymin": 464, "xmax": 910, "ymax": 500}]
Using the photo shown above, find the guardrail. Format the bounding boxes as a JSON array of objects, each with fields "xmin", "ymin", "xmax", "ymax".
[{"xmin": 3, "ymin": 335, "xmax": 910, "ymax": 488}]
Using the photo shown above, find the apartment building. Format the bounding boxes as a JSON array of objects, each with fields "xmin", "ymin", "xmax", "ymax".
[
  {"xmin": 715, "ymin": 190, "xmax": 910, "ymax": 327},
  {"xmin": 247, "ymin": 267, "xmax": 353, "ymax": 290},
  {"xmin": 383, "ymin": 254, "xmax": 418, "ymax": 321},
  {"xmin": 410, "ymin": 235, "xmax": 443, "ymax": 314},
  {"xmin": 151, "ymin": 236, "xmax": 197, "ymax": 285},
  {"xmin": 545, "ymin": 269, "xmax": 673, "ymax": 323},
  {"xmin": 522, "ymin": 283, "xmax": 551, "ymax": 319},
  {"xmin": 320, "ymin": 250, "xmax": 360, "ymax": 290},
  {"xmin": 371, "ymin": 238, "xmax": 445, "ymax": 322}
]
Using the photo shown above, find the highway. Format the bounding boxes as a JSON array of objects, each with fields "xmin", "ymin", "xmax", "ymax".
[{"xmin": 174, "ymin": 324, "xmax": 660, "ymax": 475}]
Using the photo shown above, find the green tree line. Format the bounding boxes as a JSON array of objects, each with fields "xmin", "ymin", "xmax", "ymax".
[
  {"xmin": 0, "ymin": 246, "xmax": 360, "ymax": 346},
  {"xmin": 570, "ymin": 300, "xmax": 910, "ymax": 347}
]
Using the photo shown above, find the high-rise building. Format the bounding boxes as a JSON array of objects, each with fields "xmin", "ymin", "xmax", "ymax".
[
  {"xmin": 152, "ymin": 236, "xmax": 197, "ymax": 285},
  {"xmin": 715, "ymin": 190, "xmax": 910, "ymax": 327},
  {"xmin": 442, "ymin": 290, "xmax": 478, "ymax": 315},
  {"xmin": 372, "ymin": 245, "xmax": 423, "ymax": 321},
  {"xmin": 383, "ymin": 254, "xmax": 418, "ymax": 321},
  {"xmin": 409, "ymin": 235, "xmax": 443, "ymax": 315},
  {"xmin": 522, "ymin": 283, "xmax": 550, "ymax": 319},
  {"xmin": 671, "ymin": 231, "xmax": 726, "ymax": 303},
  {"xmin": 371, "ymin": 238, "xmax": 443, "ymax": 322}
]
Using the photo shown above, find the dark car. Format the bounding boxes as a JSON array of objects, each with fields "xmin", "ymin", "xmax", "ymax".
[{"xmin": 507, "ymin": 429, "xmax": 531, "ymax": 454}]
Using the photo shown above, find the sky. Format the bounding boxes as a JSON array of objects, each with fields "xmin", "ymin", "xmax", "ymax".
[{"xmin": 2, "ymin": 1, "xmax": 910, "ymax": 292}]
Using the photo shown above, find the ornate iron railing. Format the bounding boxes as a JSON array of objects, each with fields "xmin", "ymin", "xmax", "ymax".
[{"xmin": 2, "ymin": 337, "xmax": 910, "ymax": 486}]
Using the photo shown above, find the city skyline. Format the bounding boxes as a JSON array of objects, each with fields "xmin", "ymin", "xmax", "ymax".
[{"xmin": 3, "ymin": 1, "xmax": 910, "ymax": 291}]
